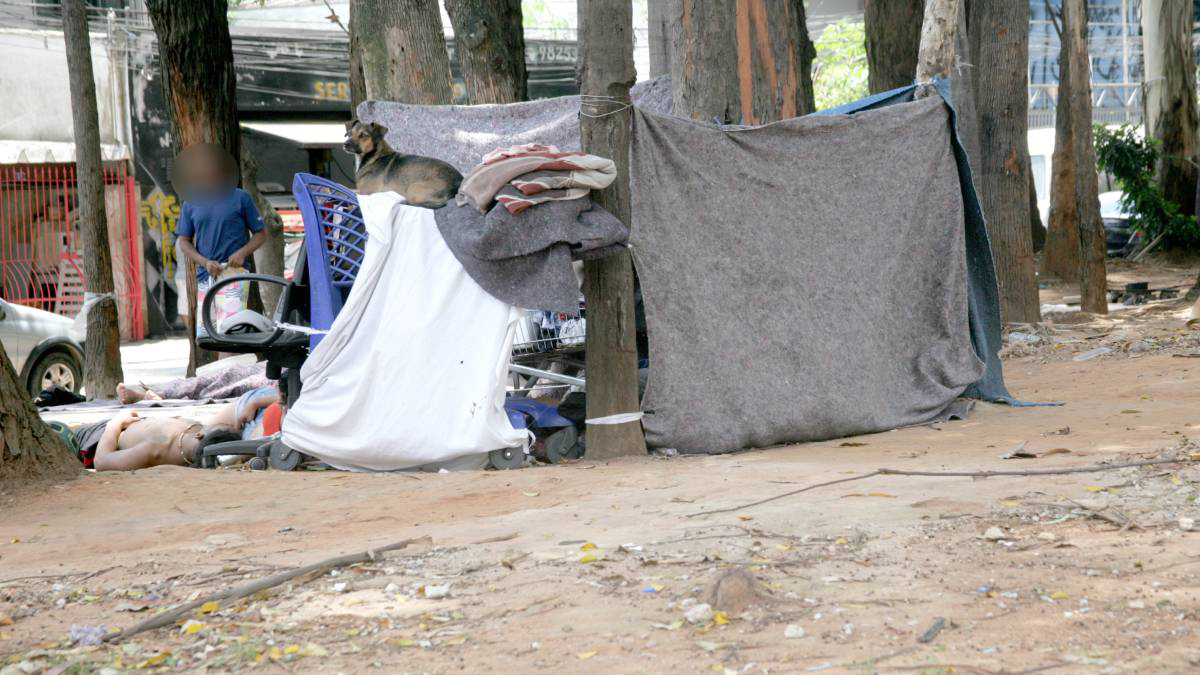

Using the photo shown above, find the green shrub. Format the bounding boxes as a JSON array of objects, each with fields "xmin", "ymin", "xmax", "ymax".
[{"xmin": 1093, "ymin": 124, "xmax": 1199, "ymax": 247}]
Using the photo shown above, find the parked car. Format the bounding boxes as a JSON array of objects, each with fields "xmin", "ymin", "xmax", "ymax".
[
  {"xmin": 1099, "ymin": 191, "xmax": 1143, "ymax": 257},
  {"xmin": 0, "ymin": 298, "xmax": 85, "ymax": 396}
]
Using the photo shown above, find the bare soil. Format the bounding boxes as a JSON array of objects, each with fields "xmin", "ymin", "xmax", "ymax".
[{"xmin": 3, "ymin": 262, "xmax": 1200, "ymax": 674}]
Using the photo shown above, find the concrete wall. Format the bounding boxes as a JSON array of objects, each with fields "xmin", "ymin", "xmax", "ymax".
[{"xmin": 0, "ymin": 29, "xmax": 121, "ymax": 146}]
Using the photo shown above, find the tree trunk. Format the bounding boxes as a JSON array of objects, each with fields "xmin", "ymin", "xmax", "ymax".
[
  {"xmin": 444, "ymin": 0, "xmax": 527, "ymax": 104},
  {"xmin": 864, "ymin": 0, "xmax": 923, "ymax": 94},
  {"xmin": 952, "ymin": 0, "xmax": 979, "ymax": 175},
  {"xmin": 968, "ymin": 0, "xmax": 1040, "ymax": 323},
  {"xmin": 577, "ymin": 0, "xmax": 646, "ymax": 459},
  {"xmin": 243, "ymin": 150, "xmax": 285, "ymax": 317},
  {"xmin": 669, "ymin": 0, "xmax": 815, "ymax": 124},
  {"xmin": 63, "ymin": 0, "xmax": 123, "ymax": 399},
  {"xmin": 1063, "ymin": 0, "xmax": 1107, "ymax": 314},
  {"xmin": 648, "ymin": 0, "xmax": 671, "ymax": 78},
  {"xmin": 354, "ymin": 0, "xmax": 453, "ymax": 104},
  {"xmin": 146, "ymin": 0, "xmax": 238, "ymax": 372},
  {"xmin": 1142, "ymin": 0, "xmax": 1199, "ymax": 218},
  {"xmin": 1040, "ymin": 3, "xmax": 1080, "ymax": 282},
  {"xmin": 913, "ymin": 0, "xmax": 960, "ymax": 92},
  {"xmin": 0, "ymin": 340, "xmax": 78, "ymax": 487},
  {"xmin": 349, "ymin": 6, "xmax": 367, "ymax": 111}
]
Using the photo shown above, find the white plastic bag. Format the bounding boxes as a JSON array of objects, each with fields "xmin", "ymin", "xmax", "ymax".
[{"xmin": 197, "ymin": 265, "xmax": 250, "ymax": 338}]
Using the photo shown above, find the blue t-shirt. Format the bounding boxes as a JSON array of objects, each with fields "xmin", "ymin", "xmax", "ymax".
[{"xmin": 176, "ymin": 188, "xmax": 264, "ymax": 281}]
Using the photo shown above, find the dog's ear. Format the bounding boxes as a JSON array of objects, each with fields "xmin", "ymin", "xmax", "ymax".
[{"xmin": 367, "ymin": 123, "xmax": 388, "ymax": 140}]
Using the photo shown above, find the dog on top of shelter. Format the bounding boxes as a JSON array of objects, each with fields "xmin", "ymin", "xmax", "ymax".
[{"xmin": 343, "ymin": 120, "xmax": 463, "ymax": 208}]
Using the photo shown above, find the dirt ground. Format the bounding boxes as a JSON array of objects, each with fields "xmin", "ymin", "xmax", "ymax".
[{"xmin": 3, "ymin": 260, "xmax": 1200, "ymax": 674}]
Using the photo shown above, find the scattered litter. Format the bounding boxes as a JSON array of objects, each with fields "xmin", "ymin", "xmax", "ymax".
[
  {"xmin": 576, "ymin": 650, "xmax": 597, "ymax": 660},
  {"xmin": 1127, "ymin": 599, "xmax": 1145, "ymax": 609},
  {"xmin": 1008, "ymin": 331, "xmax": 1041, "ymax": 345},
  {"xmin": 713, "ymin": 611, "xmax": 730, "ymax": 625},
  {"xmin": 579, "ymin": 554, "xmax": 600, "ymax": 564},
  {"xmin": 580, "ymin": 542, "xmax": 597, "ymax": 551},
  {"xmin": 1179, "ymin": 517, "xmax": 1195, "ymax": 532},
  {"xmin": 199, "ymin": 601, "xmax": 219, "ymax": 614},
  {"xmin": 69, "ymin": 623, "xmax": 106, "ymax": 646},
  {"xmin": 1001, "ymin": 442, "xmax": 1037, "ymax": 459},
  {"xmin": 180, "ymin": 620, "xmax": 206, "ymax": 635},
  {"xmin": 522, "ymin": 491, "xmax": 540, "ymax": 497},
  {"xmin": 642, "ymin": 584, "xmax": 664, "ymax": 593},
  {"xmin": 423, "ymin": 584, "xmax": 451, "ymax": 599},
  {"xmin": 685, "ymin": 602, "xmax": 715, "ymax": 624},
  {"xmin": 1073, "ymin": 347, "xmax": 1112, "ymax": 361},
  {"xmin": 841, "ymin": 622, "xmax": 854, "ymax": 636},
  {"xmin": 332, "ymin": 582, "xmax": 348, "ymax": 593},
  {"xmin": 1037, "ymin": 531, "xmax": 1057, "ymax": 541},
  {"xmin": 917, "ymin": 616, "xmax": 945, "ymax": 643},
  {"xmin": 784, "ymin": 624, "xmax": 805, "ymax": 639},
  {"xmin": 983, "ymin": 527, "xmax": 1005, "ymax": 541}
]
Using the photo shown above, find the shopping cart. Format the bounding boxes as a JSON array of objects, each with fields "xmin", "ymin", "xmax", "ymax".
[{"xmin": 509, "ymin": 307, "xmax": 586, "ymax": 397}]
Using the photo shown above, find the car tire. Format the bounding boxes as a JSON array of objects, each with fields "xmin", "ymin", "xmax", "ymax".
[{"xmin": 28, "ymin": 351, "xmax": 82, "ymax": 397}]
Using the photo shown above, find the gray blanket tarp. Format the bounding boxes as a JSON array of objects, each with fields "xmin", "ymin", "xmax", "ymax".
[
  {"xmin": 631, "ymin": 97, "xmax": 984, "ymax": 453},
  {"xmin": 360, "ymin": 80, "xmax": 1013, "ymax": 454},
  {"xmin": 434, "ymin": 199, "xmax": 629, "ymax": 312}
]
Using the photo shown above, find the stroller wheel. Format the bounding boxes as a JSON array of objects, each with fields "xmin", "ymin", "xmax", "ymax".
[
  {"xmin": 543, "ymin": 426, "xmax": 579, "ymax": 464},
  {"xmin": 268, "ymin": 439, "xmax": 303, "ymax": 471},
  {"xmin": 247, "ymin": 456, "xmax": 268, "ymax": 471},
  {"xmin": 488, "ymin": 447, "xmax": 526, "ymax": 470}
]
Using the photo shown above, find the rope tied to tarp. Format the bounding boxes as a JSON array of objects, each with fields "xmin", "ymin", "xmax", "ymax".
[{"xmin": 579, "ymin": 94, "xmax": 631, "ymax": 119}]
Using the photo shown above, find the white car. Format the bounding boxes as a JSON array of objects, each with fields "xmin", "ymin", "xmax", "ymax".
[{"xmin": 0, "ymin": 298, "xmax": 85, "ymax": 396}]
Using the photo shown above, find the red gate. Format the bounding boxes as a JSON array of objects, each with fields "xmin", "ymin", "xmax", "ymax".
[{"xmin": 0, "ymin": 161, "xmax": 144, "ymax": 341}]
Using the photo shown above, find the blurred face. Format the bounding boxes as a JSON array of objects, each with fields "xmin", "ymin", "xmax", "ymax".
[{"xmin": 173, "ymin": 144, "xmax": 237, "ymax": 201}]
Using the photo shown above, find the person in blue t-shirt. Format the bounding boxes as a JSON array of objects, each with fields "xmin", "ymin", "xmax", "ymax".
[{"xmin": 174, "ymin": 145, "xmax": 266, "ymax": 288}]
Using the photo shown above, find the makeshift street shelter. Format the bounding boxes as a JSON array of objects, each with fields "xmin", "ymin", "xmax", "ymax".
[{"xmin": 358, "ymin": 79, "xmax": 1011, "ymax": 456}]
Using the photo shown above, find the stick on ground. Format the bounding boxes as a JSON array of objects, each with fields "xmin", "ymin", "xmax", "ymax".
[
  {"xmin": 687, "ymin": 457, "xmax": 1192, "ymax": 518},
  {"xmin": 106, "ymin": 536, "xmax": 430, "ymax": 643}
]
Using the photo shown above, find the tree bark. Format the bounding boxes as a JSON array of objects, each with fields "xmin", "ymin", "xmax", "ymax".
[
  {"xmin": 243, "ymin": 150, "xmax": 285, "ymax": 318},
  {"xmin": 648, "ymin": 0, "xmax": 671, "ymax": 78},
  {"xmin": 913, "ymin": 0, "xmax": 960, "ymax": 92},
  {"xmin": 864, "ymin": 0, "xmax": 923, "ymax": 94},
  {"xmin": 577, "ymin": 0, "xmax": 646, "ymax": 459},
  {"xmin": 968, "ymin": 0, "xmax": 1040, "ymax": 323},
  {"xmin": 63, "ymin": 0, "xmax": 123, "ymax": 399},
  {"xmin": 349, "ymin": 6, "xmax": 367, "ymax": 111},
  {"xmin": 1040, "ymin": 3, "xmax": 1080, "ymax": 282},
  {"xmin": 444, "ymin": 0, "xmax": 527, "ymax": 104},
  {"xmin": 1142, "ymin": 0, "xmax": 1198, "ymax": 218},
  {"xmin": 669, "ymin": 0, "xmax": 815, "ymax": 124},
  {"xmin": 0, "ymin": 340, "xmax": 78, "ymax": 487},
  {"xmin": 146, "ymin": 0, "xmax": 238, "ymax": 372},
  {"xmin": 1063, "ymin": 0, "xmax": 1107, "ymax": 314},
  {"xmin": 354, "ymin": 0, "xmax": 453, "ymax": 104}
]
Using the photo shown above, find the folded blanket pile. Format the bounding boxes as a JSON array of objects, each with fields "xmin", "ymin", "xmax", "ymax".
[{"xmin": 457, "ymin": 143, "xmax": 617, "ymax": 215}]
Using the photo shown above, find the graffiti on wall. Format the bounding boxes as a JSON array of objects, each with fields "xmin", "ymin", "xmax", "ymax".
[{"xmin": 139, "ymin": 186, "xmax": 180, "ymax": 281}]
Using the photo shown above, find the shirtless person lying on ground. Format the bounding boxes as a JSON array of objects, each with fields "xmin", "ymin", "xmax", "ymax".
[{"xmin": 73, "ymin": 386, "xmax": 283, "ymax": 471}]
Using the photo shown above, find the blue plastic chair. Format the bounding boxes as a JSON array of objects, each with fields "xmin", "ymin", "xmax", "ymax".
[{"xmin": 292, "ymin": 173, "xmax": 367, "ymax": 347}]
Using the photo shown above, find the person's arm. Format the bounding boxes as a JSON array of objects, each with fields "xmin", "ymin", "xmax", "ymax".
[
  {"xmin": 237, "ymin": 391, "xmax": 279, "ymax": 427},
  {"xmin": 93, "ymin": 411, "xmax": 159, "ymax": 471},
  {"xmin": 227, "ymin": 192, "xmax": 267, "ymax": 269},
  {"xmin": 227, "ymin": 230, "xmax": 266, "ymax": 269}
]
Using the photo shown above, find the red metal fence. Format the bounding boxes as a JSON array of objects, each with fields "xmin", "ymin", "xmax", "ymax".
[{"xmin": 0, "ymin": 161, "xmax": 144, "ymax": 341}]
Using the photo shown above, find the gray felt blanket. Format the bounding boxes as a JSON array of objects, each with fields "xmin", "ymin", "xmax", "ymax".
[
  {"xmin": 630, "ymin": 97, "xmax": 985, "ymax": 453},
  {"xmin": 360, "ymin": 80, "xmax": 1012, "ymax": 455},
  {"xmin": 434, "ymin": 198, "xmax": 629, "ymax": 312}
]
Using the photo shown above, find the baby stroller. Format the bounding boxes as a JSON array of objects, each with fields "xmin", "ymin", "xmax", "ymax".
[{"xmin": 196, "ymin": 174, "xmax": 583, "ymax": 470}]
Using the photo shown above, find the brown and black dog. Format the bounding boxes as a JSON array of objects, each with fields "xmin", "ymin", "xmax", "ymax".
[{"xmin": 343, "ymin": 120, "xmax": 462, "ymax": 208}]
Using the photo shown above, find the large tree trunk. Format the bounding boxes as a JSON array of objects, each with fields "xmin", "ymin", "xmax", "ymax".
[
  {"xmin": 648, "ymin": 0, "xmax": 671, "ymax": 78},
  {"xmin": 63, "ymin": 0, "xmax": 123, "ymax": 399},
  {"xmin": 243, "ymin": 150, "xmax": 285, "ymax": 317},
  {"xmin": 1143, "ymin": 0, "xmax": 1199, "ymax": 218},
  {"xmin": 968, "ymin": 0, "xmax": 1040, "ymax": 323},
  {"xmin": 1063, "ymin": 0, "xmax": 1107, "ymax": 314},
  {"xmin": 1040, "ymin": 4, "xmax": 1080, "ymax": 282},
  {"xmin": 913, "ymin": 0, "xmax": 960, "ymax": 91},
  {"xmin": 146, "ymin": 0, "xmax": 238, "ymax": 373},
  {"xmin": 669, "ymin": 0, "xmax": 816, "ymax": 124},
  {"xmin": 0, "ymin": 340, "xmax": 78, "ymax": 487},
  {"xmin": 577, "ymin": 0, "xmax": 646, "ymax": 459},
  {"xmin": 353, "ymin": 0, "xmax": 453, "ymax": 104},
  {"xmin": 349, "ymin": 7, "xmax": 367, "ymax": 111},
  {"xmin": 864, "ymin": 0, "xmax": 923, "ymax": 94},
  {"xmin": 444, "ymin": 0, "xmax": 527, "ymax": 104}
]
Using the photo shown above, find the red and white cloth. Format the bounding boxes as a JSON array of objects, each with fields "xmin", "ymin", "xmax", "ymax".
[{"xmin": 457, "ymin": 144, "xmax": 616, "ymax": 214}]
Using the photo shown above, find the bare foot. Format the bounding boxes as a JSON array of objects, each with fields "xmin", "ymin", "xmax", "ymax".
[
  {"xmin": 117, "ymin": 384, "xmax": 161, "ymax": 404},
  {"xmin": 116, "ymin": 383, "xmax": 144, "ymax": 404}
]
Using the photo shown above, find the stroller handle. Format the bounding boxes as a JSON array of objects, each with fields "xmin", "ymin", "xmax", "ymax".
[{"xmin": 200, "ymin": 273, "xmax": 291, "ymax": 349}]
